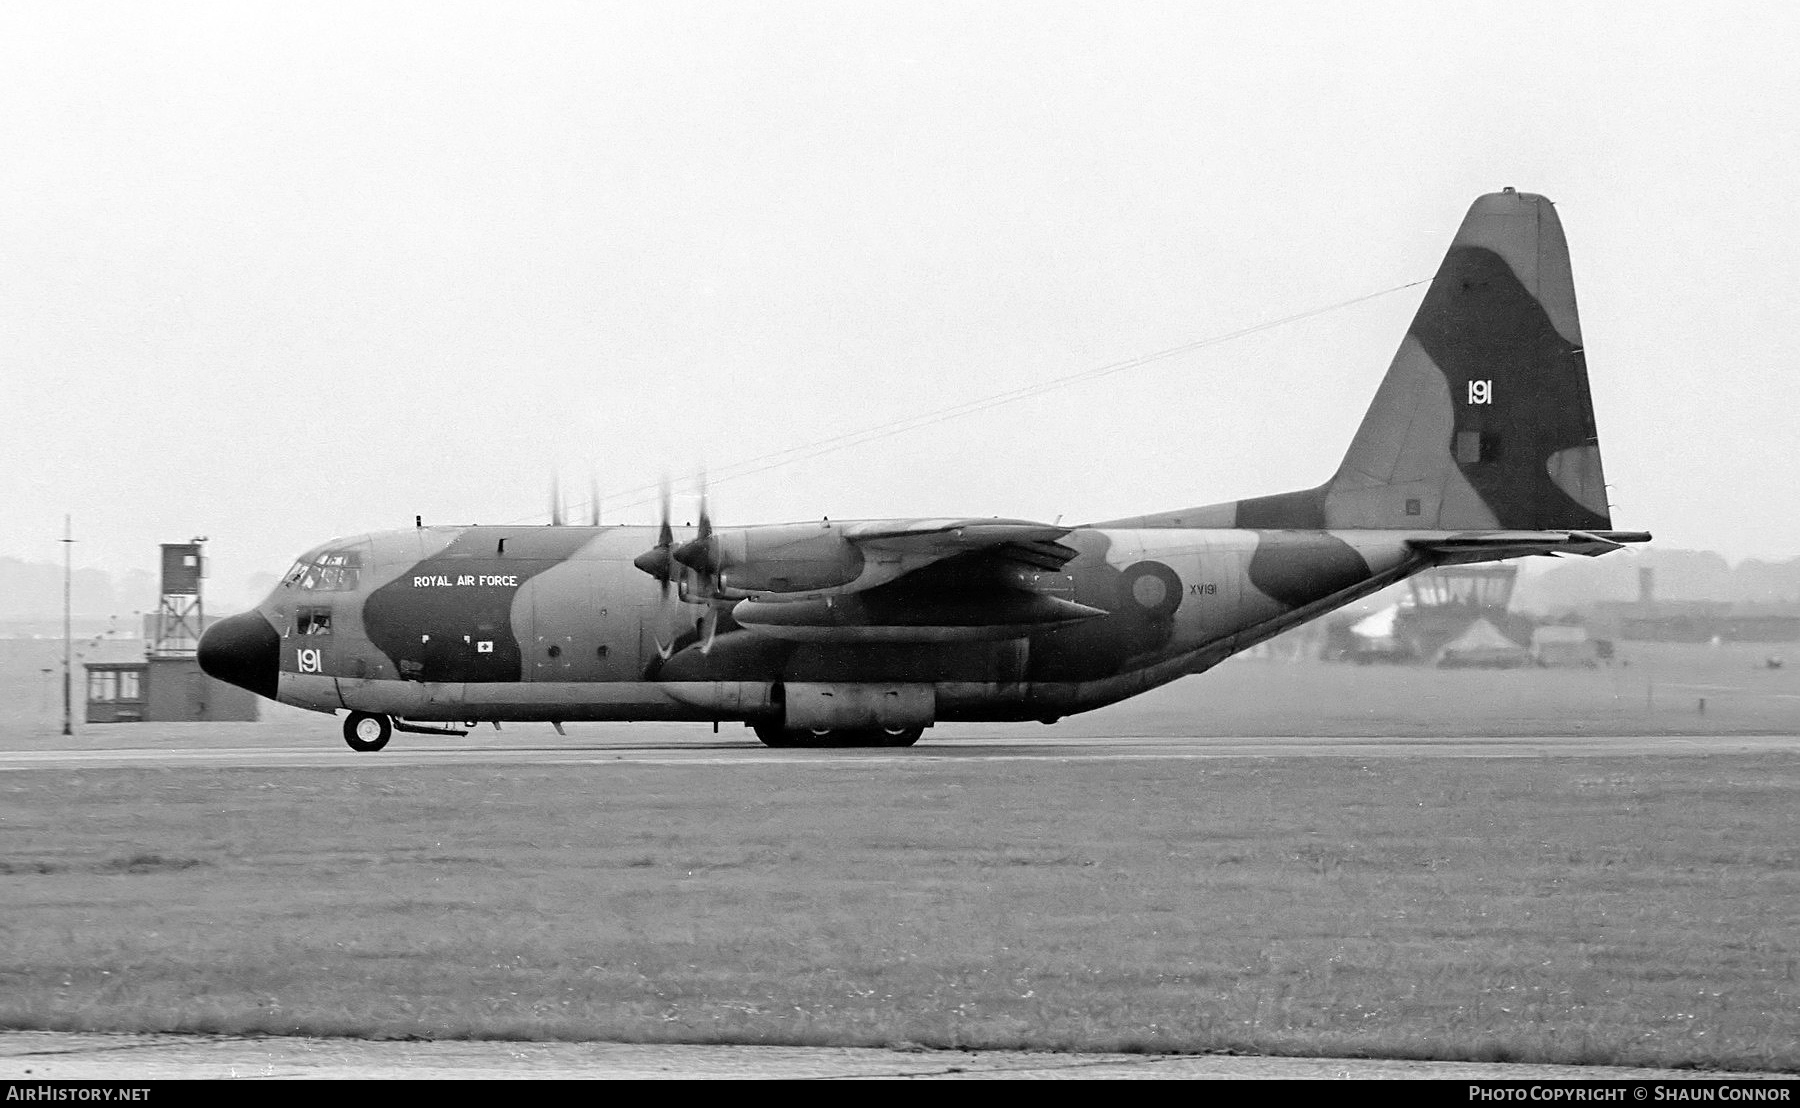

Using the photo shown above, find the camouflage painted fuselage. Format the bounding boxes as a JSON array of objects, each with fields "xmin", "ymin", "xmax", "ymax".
[
  {"xmin": 199, "ymin": 189, "xmax": 1650, "ymax": 741},
  {"xmin": 263, "ymin": 521, "xmax": 1421, "ymax": 724}
]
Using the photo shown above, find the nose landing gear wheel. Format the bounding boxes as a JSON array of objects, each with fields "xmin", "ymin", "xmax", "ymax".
[{"xmin": 344, "ymin": 711, "xmax": 392, "ymax": 752}]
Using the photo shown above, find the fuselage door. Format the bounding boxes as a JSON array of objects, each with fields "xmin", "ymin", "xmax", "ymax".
[{"xmin": 527, "ymin": 558, "xmax": 604, "ymax": 682}]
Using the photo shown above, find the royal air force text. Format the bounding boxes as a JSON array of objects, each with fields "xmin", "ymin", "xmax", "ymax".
[{"xmin": 412, "ymin": 575, "xmax": 519, "ymax": 588}]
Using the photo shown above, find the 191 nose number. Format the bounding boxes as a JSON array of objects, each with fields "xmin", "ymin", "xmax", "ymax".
[{"xmin": 297, "ymin": 648, "xmax": 322, "ymax": 673}]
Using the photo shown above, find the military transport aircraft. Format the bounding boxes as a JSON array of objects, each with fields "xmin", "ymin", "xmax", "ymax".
[{"xmin": 199, "ymin": 189, "xmax": 1648, "ymax": 751}]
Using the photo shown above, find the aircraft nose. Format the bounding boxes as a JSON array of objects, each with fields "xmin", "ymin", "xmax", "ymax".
[{"xmin": 198, "ymin": 610, "xmax": 281, "ymax": 700}]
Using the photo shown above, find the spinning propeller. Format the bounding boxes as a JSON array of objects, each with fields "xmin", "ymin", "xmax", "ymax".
[
  {"xmin": 631, "ymin": 472, "xmax": 727, "ymax": 654},
  {"xmin": 672, "ymin": 470, "xmax": 722, "ymax": 579},
  {"xmin": 548, "ymin": 473, "xmax": 603, "ymax": 527}
]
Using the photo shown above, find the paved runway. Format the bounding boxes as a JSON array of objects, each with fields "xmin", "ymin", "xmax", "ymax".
[
  {"xmin": 0, "ymin": 728, "xmax": 1791, "ymax": 772},
  {"xmin": 1, "ymin": 1031, "xmax": 1783, "ymax": 1081}
]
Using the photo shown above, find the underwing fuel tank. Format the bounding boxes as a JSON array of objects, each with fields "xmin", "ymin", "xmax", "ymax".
[{"xmin": 731, "ymin": 591, "xmax": 1106, "ymax": 643}]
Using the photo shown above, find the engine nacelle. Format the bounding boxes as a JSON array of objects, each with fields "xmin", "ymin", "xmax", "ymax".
[
  {"xmin": 714, "ymin": 525, "xmax": 865, "ymax": 593},
  {"xmin": 779, "ymin": 682, "xmax": 935, "ymax": 733}
]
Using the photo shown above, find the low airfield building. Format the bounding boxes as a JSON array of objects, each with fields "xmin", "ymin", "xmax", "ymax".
[{"xmin": 1586, "ymin": 568, "xmax": 1800, "ymax": 643}]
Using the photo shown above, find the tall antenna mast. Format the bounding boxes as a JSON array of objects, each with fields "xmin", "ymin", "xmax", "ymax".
[{"xmin": 61, "ymin": 515, "xmax": 73, "ymax": 736}]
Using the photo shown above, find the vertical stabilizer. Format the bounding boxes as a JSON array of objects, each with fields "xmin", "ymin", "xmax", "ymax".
[
  {"xmin": 1171, "ymin": 189, "xmax": 1612, "ymax": 534},
  {"xmin": 1098, "ymin": 190, "xmax": 1618, "ymax": 534},
  {"xmin": 1320, "ymin": 188, "xmax": 1611, "ymax": 531}
]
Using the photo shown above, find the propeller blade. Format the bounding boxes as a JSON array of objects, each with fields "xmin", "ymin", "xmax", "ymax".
[
  {"xmin": 631, "ymin": 473, "xmax": 680, "ymax": 593},
  {"xmin": 673, "ymin": 468, "xmax": 721, "ymax": 576},
  {"xmin": 699, "ymin": 607, "xmax": 718, "ymax": 655},
  {"xmin": 550, "ymin": 474, "xmax": 565, "ymax": 527},
  {"xmin": 657, "ymin": 473, "xmax": 673, "ymax": 550},
  {"xmin": 656, "ymin": 473, "xmax": 673, "ymax": 600},
  {"xmin": 696, "ymin": 468, "xmax": 711, "ymax": 544},
  {"xmin": 588, "ymin": 474, "xmax": 601, "ymax": 527}
]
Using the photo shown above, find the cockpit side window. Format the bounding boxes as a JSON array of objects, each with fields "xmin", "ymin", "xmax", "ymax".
[{"xmin": 297, "ymin": 606, "xmax": 333, "ymax": 635}]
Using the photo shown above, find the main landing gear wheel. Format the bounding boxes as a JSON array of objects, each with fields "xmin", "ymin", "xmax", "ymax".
[
  {"xmin": 344, "ymin": 711, "xmax": 392, "ymax": 752},
  {"xmin": 751, "ymin": 724, "xmax": 923, "ymax": 748},
  {"xmin": 879, "ymin": 726, "xmax": 924, "ymax": 747}
]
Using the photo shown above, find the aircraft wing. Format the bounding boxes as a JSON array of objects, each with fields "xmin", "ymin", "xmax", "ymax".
[
  {"xmin": 731, "ymin": 518, "xmax": 1093, "ymax": 642},
  {"xmin": 842, "ymin": 518, "xmax": 1078, "ymax": 569}
]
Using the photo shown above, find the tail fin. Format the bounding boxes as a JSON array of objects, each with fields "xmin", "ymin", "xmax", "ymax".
[{"xmin": 1236, "ymin": 189, "xmax": 1613, "ymax": 532}]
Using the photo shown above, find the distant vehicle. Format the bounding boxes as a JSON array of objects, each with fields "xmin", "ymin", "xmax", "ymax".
[
  {"xmin": 200, "ymin": 189, "xmax": 1648, "ymax": 751},
  {"xmin": 1532, "ymin": 624, "xmax": 1602, "ymax": 668}
]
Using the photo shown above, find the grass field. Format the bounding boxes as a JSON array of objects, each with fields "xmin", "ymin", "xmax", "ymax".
[
  {"xmin": 1, "ymin": 749, "xmax": 1796, "ymax": 1070},
  {"xmin": 0, "ymin": 640, "xmax": 1795, "ymax": 1070}
]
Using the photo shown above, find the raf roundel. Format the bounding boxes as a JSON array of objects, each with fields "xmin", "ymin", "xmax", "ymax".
[{"xmin": 1120, "ymin": 561, "xmax": 1184, "ymax": 620}]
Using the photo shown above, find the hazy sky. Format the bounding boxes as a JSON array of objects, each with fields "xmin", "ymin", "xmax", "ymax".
[{"xmin": 4, "ymin": 1, "xmax": 1797, "ymax": 609}]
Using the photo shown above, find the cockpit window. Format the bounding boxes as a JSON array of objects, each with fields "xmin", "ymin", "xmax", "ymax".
[
  {"xmin": 284, "ymin": 549, "xmax": 362, "ymax": 592},
  {"xmin": 296, "ymin": 606, "xmax": 333, "ymax": 635}
]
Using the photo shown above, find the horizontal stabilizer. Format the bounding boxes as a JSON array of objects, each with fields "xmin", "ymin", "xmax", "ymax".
[{"xmin": 1407, "ymin": 529, "xmax": 1651, "ymax": 560}]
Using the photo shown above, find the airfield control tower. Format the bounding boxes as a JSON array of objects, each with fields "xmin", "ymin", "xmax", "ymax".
[
  {"xmin": 84, "ymin": 538, "xmax": 258, "ymax": 723},
  {"xmin": 1328, "ymin": 564, "xmax": 1534, "ymax": 665},
  {"xmin": 147, "ymin": 541, "xmax": 205, "ymax": 656}
]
